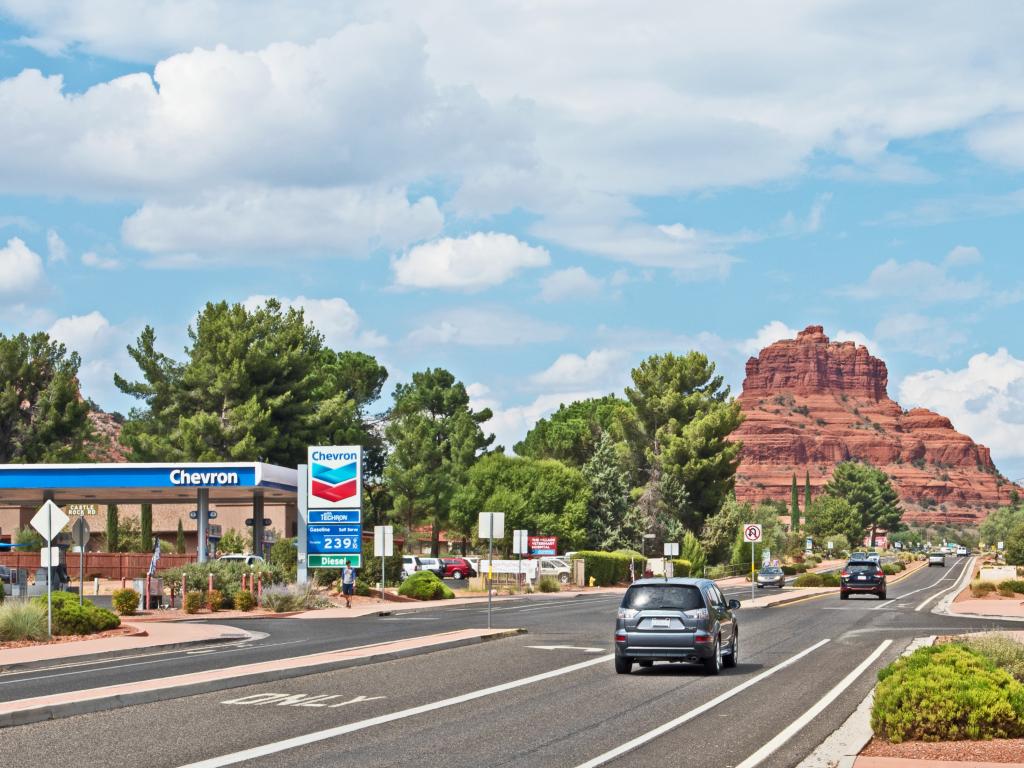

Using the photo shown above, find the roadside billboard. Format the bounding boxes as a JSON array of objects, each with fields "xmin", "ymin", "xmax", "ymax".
[{"xmin": 528, "ymin": 535, "xmax": 558, "ymax": 556}]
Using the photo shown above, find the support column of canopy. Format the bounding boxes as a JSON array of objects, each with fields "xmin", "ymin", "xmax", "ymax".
[
  {"xmin": 252, "ymin": 490, "xmax": 265, "ymax": 558},
  {"xmin": 197, "ymin": 488, "xmax": 209, "ymax": 563}
]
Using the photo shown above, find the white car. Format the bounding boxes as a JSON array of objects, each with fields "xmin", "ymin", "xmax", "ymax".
[
  {"xmin": 956, "ymin": 545, "xmax": 968, "ymax": 556},
  {"xmin": 401, "ymin": 555, "xmax": 420, "ymax": 578},
  {"xmin": 217, "ymin": 554, "xmax": 265, "ymax": 566},
  {"xmin": 537, "ymin": 556, "xmax": 571, "ymax": 584}
]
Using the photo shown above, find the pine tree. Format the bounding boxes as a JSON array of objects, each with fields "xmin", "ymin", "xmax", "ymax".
[
  {"xmin": 790, "ymin": 473, "xmax": 800, "ymax": 532},
  {"xmin": 105, "ymin": 504, "xmax": 119, "ymax": 552},
  {"xmin": 140, "ymin": 503, "xmax": 153, "ymax": 551},
  {"xmin": 804, "ymin": 471, "xmax": 812, "ymax": 515},
  {"xmin": 679, "ymin": 531, "xmax": 706, "ymax": 576},
  {"xmin": 175, "ymin": 519, "xmax": 186, "ymax": 554},
  {"xmin": 582, "ymin": 433, "xmax": 630, "ymax": 549}
]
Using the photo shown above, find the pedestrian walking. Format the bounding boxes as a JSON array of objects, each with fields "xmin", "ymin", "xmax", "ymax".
[{"xmin": 341, "ymin": 563, "xmax": 356, "ymax": 608}]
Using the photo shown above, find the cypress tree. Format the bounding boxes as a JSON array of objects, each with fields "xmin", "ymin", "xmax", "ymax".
[
  {"xmin": 175, "ymin": 519, "xmax": 186, "ymax": 554},
  {"xmin": 804, "ymin": 471, "xmax": 812, "ymax": 515},
  {"xmin": 140, "ymin": 503, "xmax": 153, "ymax": 551},
  {"xmin": 790, "ymin": 473, "xmax": 799, "ymax": 532},
  {"xmin": 106, "ymin": 504, "xmax": 119, "ymax": 552}
]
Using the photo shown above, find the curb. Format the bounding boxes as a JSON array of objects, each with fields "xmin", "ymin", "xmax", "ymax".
[
  {"xmin": 0, "ymin": 628, "xmax": 526, "ymax": 728},
  {"xmin": 765, "ymin": 588, "xmax": 837, "ymax": 608},
  {"xmin": 0, "ymin": 628, "xmax": 258, "ymax": 674},
  {"xmin": 796, "ymin": 635, "xmax": 935, "ymax": 768}
]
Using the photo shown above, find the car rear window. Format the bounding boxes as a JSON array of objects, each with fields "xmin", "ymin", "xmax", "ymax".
[
  {"xmin": 761, "ymin": 568, "xmax": 782, "ymax": 574},
  {"xmin": 622, "ymin": 585, "xmax": 705, "ymax": 611},
  {"xmin": 847, "ymin": 562, "xmax": 878, "ymax": 573}
]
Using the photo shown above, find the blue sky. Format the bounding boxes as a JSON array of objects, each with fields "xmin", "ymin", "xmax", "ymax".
[{"xmin": 1, "ymin": 2, "xmax": 1024, "ymax": 478}]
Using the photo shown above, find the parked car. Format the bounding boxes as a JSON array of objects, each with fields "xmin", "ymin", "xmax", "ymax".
[
  {"xmin": 217, "ymin": 554, "xmax": 265, "ymax": 566},
  {"xmin": 927, "ymin": 552, "xmax": 946, "ymax": 567},
  {"xmin": 442, "ymin": 557, "xmax": 477, "ymax": 580},
  {"xmin": 538, "ymin": 556, "xmax": 571, "ymax": 584},
  {"xmin": 755, "ymin": 566, "xmax": 786, "ymax": 588},
  {"xmin": 839, "ymin": 559, "xmax": 886, "ymax": 600},
  {"xmin": 416, "ymin": 557, "xmax": 445, "ymax": 578},
  {"xmin": 401, "ymin": 555, "xmax": 420, "ymax": 579},
  {"xmin": 614, "ymin": 578, "xmax": 740, "ymax": 675}
]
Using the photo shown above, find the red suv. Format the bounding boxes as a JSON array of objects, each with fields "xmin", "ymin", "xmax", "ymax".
[{"xmin": 442, "ymin": 558, "xmax": 477, "ymax": 580}]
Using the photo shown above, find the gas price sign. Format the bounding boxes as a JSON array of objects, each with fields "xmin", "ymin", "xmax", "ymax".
[{"xmin": 307, "ymin": 524, "xmax": 361, "ymax": 555}]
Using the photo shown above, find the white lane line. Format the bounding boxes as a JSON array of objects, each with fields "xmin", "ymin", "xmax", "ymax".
[
  {"xmin": 174, "ymin": 653, "xmax": 615, "ymax": 768},
  {"xmin": 733, "ymin": 639, "xmax": 893, "ymax": 768},
  {"xmin": 871, "ymin": 558, "xmax": 968, "ymax": 610},
  {"xmin": 570, "ymin": 639, "xmax": 832, "ymax": 768},
  {"xmin": 916, "ymin": 556, "xmax": 975, "ymax": 612}
]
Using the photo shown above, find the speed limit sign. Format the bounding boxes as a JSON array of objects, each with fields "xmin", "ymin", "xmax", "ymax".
[{"xmin": 743, "ymin": 524, "xmax": 763, "ymax": 543}]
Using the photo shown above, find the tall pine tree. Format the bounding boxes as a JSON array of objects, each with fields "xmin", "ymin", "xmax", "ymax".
[
  {"xmin": 790, "ymin": 473, "xmax": 800, "ymax": 532},
  {"xmin": 804, "ymin": 471, "xmax": 812, "ymax": 515},
  {"xmin": 582, "ymin": 433, "xmax": 630, "ymax": 549},
  {"xmin": 105, "ymin": 504, "xmax": 119, "ymax": 553},
  {"xmin": 175, "ymin": 519, "xmax": 186, "ymax": 554},
  {"xmin": 140, "ymin": 503, "xmax": 153, "ymax": 551}
]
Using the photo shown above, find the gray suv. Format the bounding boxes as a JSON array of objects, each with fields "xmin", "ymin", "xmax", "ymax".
[{"xmin": 614, "ymin": 578, "xmax": 740, "ymax": 675}]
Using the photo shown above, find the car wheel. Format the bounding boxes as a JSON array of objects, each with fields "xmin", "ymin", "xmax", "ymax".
[
  {"xmin": 452, "ymin": 571, "xmax": 464, "ymax": 580},
  {"xmin": 559, "ymin": 573, "xmax": 570, "ymax": 584},
  {"xmin": 756, "ymin": 584, "xmax": 763, "ymax": 589},
  {"xmin": 840, "ymin": 591, "xmax": 849, "ymax": 600},
  {"xmin": 638, "ymin": 660, "xmax": 653, "ymax": 668},
  {"xmin": 702, "ymin": 639, "xmax": 722, "ymax": 676},
  {"xmin": 878, "ymin": 591, "xmax": 887, "ymax": 600},
  {"xmin": 723, "ymin": 633, "xmax": 738, "ymax": 668},
  {"xmin": 615, "ymin": 655, "xmax": 633, "ymax": 675}
]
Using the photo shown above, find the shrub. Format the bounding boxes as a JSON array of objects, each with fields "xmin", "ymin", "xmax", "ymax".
[
  {"xmin": 397, "ymin": 571, "xmax": 453, "ymax": 600},
  {"xmin": 232, "ymin": 590, "xmax": 256, "ymax": 612},
  {"xmin": 964, "ymin": 634, "xmax": 1024, "ymax": 683},
  {"xmin": 820, "ymin": 572, "xmax": 841, "ymax": 587},
  {"xmin": 781, "ymin": 565, "xmax": 797, "ymax": 576},
  {"xmin": 0, "ymin": 601, "xmax": 47, "ymax": 641},
  {"xmin": 0, "ymin": 579, "xmax": 5, "ymax": 603},
  {"xmin": 998, "ymin": 579, "xmax": 1024, "ymax": 595},
  {"xmin": 670, "ymin": 559, "xmax": 692, "ymax": 577},
  {"xmin": 205, "ymin": 589, "xmax": 224, "ymax": 612},
  {"xmin": 314, "ymin": 568, "xmax": 340, "ymax": 587},
  {"xmin": 872, "ymin": 644, "xmax": 1024, "ymax": 742},
  {"xmin": 538, "ymin": 576, "xmax": 561, "ymax": 593},
  {"xmin": 183, "ymin": 591, "xmax": 203, "ymax": 614},
  {"xmin": 571, "ymin": 551, "xmax": 647, "ymax": 586},
  {"xmin": 30, "ymin": 592, "xmax": 120, "ymax": 635},
  {"xmin": 971, "ymin": 580, "xmax": 997, "ymax": 598},
  {"xmin": 793, "ymin": 573, "xmax": 824, "ymax": 587},
  {"xmin": 160, "ymin": 560, "xmax": 287, "ymax": 610},
  {"xmin": 112, "ymin": 588, "xmax": 140, "ymax": 615},
  {"xmin": 354, "ymin": 574, "xmax": 373, "ymax": 597},
  {"xmin": 262, "ymin": 584, "xmax": 329, "ymax": 613},
  {"xmin": 882, "ymin": 563, "xmax": 904, "ymax": 576}
]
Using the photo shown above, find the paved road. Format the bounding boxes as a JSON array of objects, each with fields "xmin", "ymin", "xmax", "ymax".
[{"xmin": 2, "ymin": 556, "xmax": 1004, "ymax": 768}]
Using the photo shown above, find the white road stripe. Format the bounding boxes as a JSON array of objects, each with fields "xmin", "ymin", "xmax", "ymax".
[
  {"xmin": 570, "ymin": 638, "xmax": 832, "ymax": 768},
  {"xmin": 174, "ymin": 653, "xmax": 615, "ymax": 768},
  {"xmin": 916, "ymin": 556, "xmax": 975, "ymax": 612},
  {"xmin": 733, "ymin": 639, "xmax": 892, "ymax": 768},
  {"xmin": 870, "ymin": 557, "xmax": 968, "ymax": 610}
]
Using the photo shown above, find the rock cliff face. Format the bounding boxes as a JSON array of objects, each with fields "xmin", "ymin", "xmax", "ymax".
[
  {"xmin": 733, "ymin": 326, "xmax": 1016, "ymax": 525},
  {"xmin": 87, "ymin": 410, "xmax": 128, "ymax": 462}
]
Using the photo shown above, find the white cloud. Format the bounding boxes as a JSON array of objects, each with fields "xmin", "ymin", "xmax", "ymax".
[
  {"xmin": 0, "ymin": 237, "xmax": 44, "ymax": 294},
  {"xmin": 48, "ymin": 311, "xmax": 111, "ymax": 356},
  {"xmin": 539, "ymin": 267, "xmax": 604, "ymax": 303},
  {"xmin": 945, "ymin": 245, "xmax": 981, "ymax": 266},
  {"xmin": 873, "ymin": 313, "xmax": 966, "ymax": 359},
  {"xmin": 81, "ymin": 251, "xmax": 119, "ymax": 269},
  {"xmin": 124, "ymin": 186, "xmax": 442, "ymax": 260},
  {"xmin": 968, "ymin": 114, "xmax": 1024, "ymax": 170},
  {"xmin": 392, "ymin": 232, "xmax": 548, "ymax": 291},
  {"xmin": 842, "ymin": 255, "xmax": 986, "ymax": 303},
  {"xmin": 467, "ymin": 383, "xmax": 604, "ymax": 453},
  {"xmin": 407, "ymin": 307, "xmax": 566, "ymax": 346},
  {"xmin": 834, "ymin": 328, "xmax": 879, "ymax": 353},
  {"xmin": 243, "ymin": 295, "xmax": 386, "ymax": 349},
  {"xmin": 531, "ymin": 349, "xmax": 629, "ymax": 390},
  {"xmin": 738, "ymin": 321, "xmax": 799, "ymax": 357},
  {"xmin": 899, "ymin": 349, "xmax": 1024, "ymax": 469},
  {"xmin": 46, "ymin": 229, "xmax": 67, "ymax": 262}
]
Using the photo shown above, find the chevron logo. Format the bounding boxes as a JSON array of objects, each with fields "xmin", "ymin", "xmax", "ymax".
[{"xmin": 311, "ymin": 461, "xmax": 359, "ymax": 504}]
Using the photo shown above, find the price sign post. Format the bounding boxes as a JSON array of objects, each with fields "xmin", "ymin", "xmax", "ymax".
[
  {"xmin": 479, "ymin": 512, "xmax": 505, "ymax": 629},
  {"xmin": 743, "ymin": 524, "xmax": 763, "ymax": 600},
  {"xmin": 31, "ymin": 500, "xmax": 70, "ymax": 638}
]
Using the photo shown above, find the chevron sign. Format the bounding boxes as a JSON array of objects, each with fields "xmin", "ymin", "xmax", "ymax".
[{"xmin": 307, "ymin": 446, "xmax": 362, "ymax": 508}]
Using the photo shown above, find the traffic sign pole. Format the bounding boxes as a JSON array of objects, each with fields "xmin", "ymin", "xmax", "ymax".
[
  {"xmin": 751, "ymin": 540, "xmax": 755, "ymax": 601},
  {"xmin": 47, "ymin": 510, "xmax": 52, "ymax": 637}
]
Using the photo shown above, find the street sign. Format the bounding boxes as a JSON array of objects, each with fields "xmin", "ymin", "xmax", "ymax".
[
  {"xmin": 827, "ymin": 540, "xmax": 834, "ymax": 550},
  {"xmin": 67, "ymin": 504, "xmax": 98, "ymax": 516},
  {"xmin": 307, "ymin": 523, "xmax": 361, "ymax": 556},
  {"xmin": 72, "ymin": 517, "xmax": 90, "ymax": 549},
  {"xmin": 31, "ymin": 500, "xmax": 69, "ymax": 541},
  {"xmin": 40, "ymin": 547, "xmax": 60, "ymax": 567},
  {"xmin": 207, "ymin": 523, "xmax": 222, "ymax": 538},
  {"xmin": 478, "ymin": 512, "xmax": 505, "ymax": 539},
  {"xmin": 373, "ymin": 525, "xmax": 394, "ymax": 557},
  {"xmin": 512, "ymin": 529, "xmax": 529, "ymax": 555},
  {"xmin": 664, "ymin": 542, "xmax": 680, "ymax": 557},
  {"xmin": 307, "ymin": 554, "xmax": 362, "ymax": 568},
  {"xmin": 998, "ymin": 541, "xmax": 1005, "ymax": 550},
  {"xmin": 743, "ymin": 524, "xmax": 763, "ymax": 543},
  {"xmin": 309, "ymin": 509, "xmax": 360, "ymax": 524}
]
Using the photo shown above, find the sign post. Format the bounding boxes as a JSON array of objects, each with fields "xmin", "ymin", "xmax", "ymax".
[
  {"xmin": 743, "ymin": 524, "xmax": 763, "ymax": 601},
  {"xmin": 513, "ymin": 529, "xmax": 528, "ymax": 590},
  {"xmin": 479, "ymin": 512, "xmax": 505, "ymax": 629},
  {"xmin": 31, "ymin": 500, "xmax": 70, "ymax": 638},
  {"xmin": 373, "ymin": 525, "xmax": 394, "ymax": 601},
  {"xmin": 72, "ymin": 517, "xmax": 90, "ymax": 606}
]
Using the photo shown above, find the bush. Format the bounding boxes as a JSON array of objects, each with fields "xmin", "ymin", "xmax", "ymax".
[
  {"xmin": 998, "ymin": 579, "xmax": 1024, "ymax": 595},
  {"xmin": 971, "ymin": 580, "xmax": 997, "ymax": 598},
  {"xmin": 205, "ymin": 589, "xmax": 224, "ymax": 612},
  {"xmin": 397, "ymin": 571, "xmax": 453, "ymax": 600},
  {"xmin": 782, "ymin": 565, "xmax": 797, "ymax": 576},
  {"xmin": 964, "ymin": 634, "xmax": 1024, "ymax": 683},
  {"xmin": 160, "ymin": 560, "xmax": 287, "ymax": 610},
  {"xmin": 670, "ymin": 559, "xmax": 692, "ymax": 577},
  {"xmin": 262, "ymin": 585, "xmax": 330, "ymax": 613},
  {"xmin": 793, "ymin": 573, "xmax": 824, "ymax": 587},
  {"xmin": 314, "ymin": 568, "xmax": 340, "ymax": 587},
  {"xmin": 872, "ymin": 644, "xmax": 1024, "ymax": 742},
  {"xmin": 538, "ymin": 576, "xmax": 561, "ymax": 593},
  {"xmin": 0, "ymin": 601, "xmax": 47, "ymax": 641},
  {"xmin": 354, "ymin": 573, "xmax": 373, "ymax": 597},
  {"xmin": 820, "ymin": 572, "xmax": 841, "ymax": 587},
  {"xmin": 571, "ymin": 551, "xmax": 646, "ymax": 586},
  {"xmin": 232, "ymin": 590, "xmax": 256, "ymax": 612},
  {"xmin": 112, "ymin": 588, "xmax": 140, "ymax": 615},
  {"xmin": 0, "ymin": 579, "xmax": 5, "ymax": 603},
  {"xmin": 882, "ymin": 563, "xmax": 905, "ymax": 575},
  {"xmin": 183, "ymin": 591, "xmax": 203, "ymax": 614},
  {"xmin": 31, "ymin": 592, "xmax": 119, "ymax": 636}
]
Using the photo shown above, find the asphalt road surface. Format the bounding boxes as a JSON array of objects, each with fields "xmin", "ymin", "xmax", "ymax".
[{"xmin": 3, "ymin": 556, "xmax": 1005, "ymax": 768}]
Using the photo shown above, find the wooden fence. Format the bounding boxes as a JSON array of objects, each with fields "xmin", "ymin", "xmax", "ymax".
[{"xmin": 0, "ymin": 552, "xmax": 197, "ymax": 580}]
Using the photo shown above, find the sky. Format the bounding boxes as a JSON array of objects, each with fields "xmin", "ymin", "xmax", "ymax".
[{"xmin": 1, "ymin": 2, "xmax": 1024, "ymax": 478}]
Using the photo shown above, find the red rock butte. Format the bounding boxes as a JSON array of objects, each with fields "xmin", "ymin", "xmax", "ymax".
[{"xmin": 733, "ymin": 325, "xmax": 1017, "ymax": 525}]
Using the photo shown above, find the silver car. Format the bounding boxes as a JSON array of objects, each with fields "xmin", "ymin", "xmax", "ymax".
[
  {"xmin": 614, "ymin": 578, "xmax": 740, "ymax": 675},
  {"xmin": 756, "ymin": 566, "xmax": 786, "ymax": 588}
]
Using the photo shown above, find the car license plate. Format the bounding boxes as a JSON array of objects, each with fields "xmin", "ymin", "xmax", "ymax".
[
  {"xmin": 651, "ymin": 618, "xmax": 670, "ymax": 629},
  {"xmin": 857, "ymin": 575, "xmax": 866, "ymax": 580}
]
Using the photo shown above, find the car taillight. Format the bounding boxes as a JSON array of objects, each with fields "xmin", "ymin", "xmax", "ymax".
[
  {"xmin": 840, "ymin": 571, "xmax": 849, "ymax": 579},
  {"xmin": 694, "ymin": 630, "xmax": 712, "ymax": 644},
  {"xmin": 614, "ymin": 630, "xmax": 627, "ymax": 642},
  {"xmin": 617, "ymin": 608, "xmax": 639, "ymax": 619},
  {"xmin": 875, "ymin": 568, "xmax": 884, "ymax": 576}
]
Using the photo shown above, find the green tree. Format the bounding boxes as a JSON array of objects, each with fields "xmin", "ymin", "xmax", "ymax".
[
  {"xmin": 730, "ymin": 502, "xmax": 787, "ymax": 568},
  {"xmin": 680, "ymin": 530, "xmax": 706, "ymax": 576},
  {"xmin": 140, "ymin": 503, "xmax": 153, "ymax": 551},
  {"xmin": 804, "ymin": 494, "xmax": 864, "ymax": 546},
  {"xmin": 384, "ymin": 368, "xmax": 493, "ymax": 554},
  {"xmin": 581, "ymin": 432, "xmax": 631, "ymax": 549},
  {"xmin": 175, "ymin": 519, "xmax": 186, "ymax": 554},
  {"xmin": 804, "ymin": 471, "xmax": 812, "ymax": 517},
  {"xmin": 700, "ymin": 495, "xmax": 749, "ymax": 565},
  {"xmin": 0, "ymin": 331, "xmax": 93, "ymax": 462},
  {"xmin": 449, "ymin": 453, "xmax": 590, "ymax": 554},
  {"xmin": 625, "ymin": 352, "xmax": 744, "ymax": 531},
  {"xmin": 514, "ymin": 395, "xmax": 634, "ymax": 468},
  {"xmin": 105, "ymin": 504, "xmax": 119, "ymax": 553},
  {"xmin": 218, "ymin": 528, "xmax": 247, "ymax": 554},
  {"xmin": 15, "ymin": 526, "xmax": 45, "ymax": 552},
  {"xmin": 824, "ymin": 462, "xmax": 903, "ymax": 547},
  {"xmin": 980, "ymin": 505, "xmax": 1024, "ymax": 549},
  {"xmin": 115, "ymin": 300, "xmax": 386, "ymax": 468},
  {"xmin": 790, "ymin": 473, "xmax": 800, "ymax": 532},
  {"xmin": 1005, "ymin": 522, "xmax": 1024, "ymax": 566}
]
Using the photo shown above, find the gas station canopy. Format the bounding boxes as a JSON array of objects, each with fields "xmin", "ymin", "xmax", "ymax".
[{"xmin": 0, "ymin": 462, "xmax": 298, "ymax": 506}]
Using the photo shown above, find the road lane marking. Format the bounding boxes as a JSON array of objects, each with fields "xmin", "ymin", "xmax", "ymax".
[
  {"xmin": 174, "ymin": 653, "xmax": 615, "ymax": 768},
  {"xmin": 569, "ymin": 638, "xmax": 832, "ymax": 768},
  {"xmin": 916, "ymin": 556, "xmax": 975, "ymax": 612},
  {"xmin": 871, "ymin": 558, "xmax": 968, "ymax": 610},
  {"xmin": 221, "ymin": 693, "xmax": 386, "ymax": 708},
  {"xmin": 733, "ymin": 639, "xmax": 892, "ymax": 768},
  {"xmin": 525, "ymin": 645, "xmax": 605, "ymax": 653}
]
